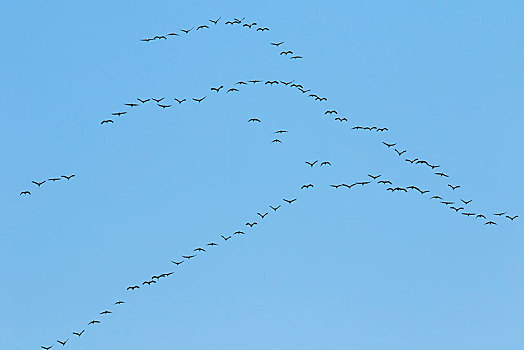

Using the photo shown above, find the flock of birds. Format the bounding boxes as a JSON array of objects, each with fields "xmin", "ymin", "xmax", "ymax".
[
  {"xmin": 20, "ymin": 175, "xmax": 75, "ymax": 196},
  {"xmin": 33, "ymin": 15, "xmax": 518, "ymax": 349}
]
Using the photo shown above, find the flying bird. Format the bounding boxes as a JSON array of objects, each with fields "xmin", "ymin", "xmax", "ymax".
[
  {"xmin": 270, "ymin": 205, "xmax": 281, "ymax": 211},
  {"xmin": 137, "ymin": 98, "xmax": 150, "ymax": 103},
  {"xmin": 476, "ymin": 214, "xmax": 486, "ymax": 219},
  {"xmin": 193, "ymin": 96, "xmax": 206, "ymax": 103},
  {"xmin": 115, "ymin": 301, "xmax": 125, "ymax": 305},
  {"xmin": 61, "ymin": 174, "xmax": 75, "ymax": 180},
  {"xmin": 174, "ymin": 98, "xmax": 186, "ymax": 104},
  {"xmin": 450, "ymin": 206, "xmax": 464, "ymax": 212},
  {"xmin": 183, "ymin": 255, "xmax": 196, "ymax": 259},
  {"xmin": 462, "ymin": 212, "xmax": 475, "ymax": 217},
  {"xmin": 325, "ymin": 110, "xmax": 337, "ymax": 115},
  {"xmin": 320, "ymin": 161, "xmax": 331, "ymax": 166},
  {"xmin": 172, "ymin": 260, "xmax": 184, "ymax": 265},
  {"xmin": 248, "ymin": 80, "xmax": 262, "ymax": 84},
  {"xmin": 494, "ymin": 212, "xmax": 506, "ymax": 216},
  {"xmin": 234, "ymin": 231, "xmax": 245, "ymax": 235},
  {"xmin": 227, "ymin": 88, "xmax": 239, "ymax": 93},
  {"xmin": 127, "ymin": 285, "xmax": 139, "ymax": 290},
  {"xmin": 280, "ymin": 50, "xmax": 293, "ymax": 55},
  {"xmin": 274, "ymin": 130, "xmax": 288, "ymax": 134},
  {"xmin": 221, "ymin": 235, "xmax": 231, "ymax": 241},
  {"xmin": 368, "ymin": 174, "xmax": 381, "ymax": 180},
  {"xmin": 207, "ymin": 242, "xmax": 218, "ymax": 246},
  {"xmin": 506, "ymin": 215, "xmax": 518, "ymax": 221},
  {"xmin": 211, "ymin": 85, "xmax": 224, "ymax": 92},
  {"xmin": 461, "ymin": 199, "xmax": 472, "ymax": 205},
  {"xmin": 378, "ymin": 180, "xmax": 392, "ymax": 185},
  {"xmin": 158, "ymin": 104, "xmax": 171, "ymax": 109},
  {"xmin": 305, "ymin": 160, "xmax": 318, "ymax": 167},
  {"xmin": 246, "ymin": 222, "xmax": 258, "ymax": 227},
  {"xmin": 88, "ymin": 320, "xmax": 100, "ymax": 325},
  {"xmin": 235, "ymin": 81, "xmax": 247, "ymax": 85},
  {"xmin": 100, "ymin": 310, "xmax": 112, "ymax": 315},
  {"xmin": 125, "ymin": 103, "xmax": 138, "ymax": 107},
  {"xmin": 20, "ymin": 191, "xmax": 31, "ymax": 196},
  {"xmin": 448, "ymin": 184, "xmax": 460, "ymax": 190},
  {"xmin": 265, "ymin": 80, "xmax": 279, "ymax": 85},
  {"xmin": 290, "ymin": 56, "xmax": 303, "ymax": 59},
  {"xmin": 194, "ymin": 247, "xmax": 206, "ymax": 252},
  {"xmin": 181, "ymin": 27, "xmax": 193, "ymax": 34},
  {"xmin": 248, "ymin": 118, "xmax": 261, "ymax": 122},
  {"xmin": 485, "ymin": 221, "xmax": 497, "ymax": 225},
  {"xmin": 257, "ymin": 212, "xmax": 268, "ymax": 219},
  {"xmin": 152, "ymin": 97, "xmax": 164, "ymax": 102},
  {"xmin": 56, "ymin": 339, "xmax": 68, "ymax": 346},
  {"xmin": 383, "ymin": 142, "xmax": 396, "ymax": 148},
  {"xmin": 335, "ymin": 117, "xmax": 347, "ymax": 122},
  {"xmin": 256, "ymin": 27, "xmax": 269, "ymax": 31},
  {"xmin": 283, "ymin": 198, "xmax": 296, "ymax": 204},
  {"xmin": 112, "ymin": 112, "xmax": 126, "ymax": 116},
  {"xmin": 73, "ymin": 330, "xmax": 85, "ymax": 337},
  {"xmin": 435, "ymin": 172, "xmax": 449, "ymax": 177},
  {"xmin": 32, "ymin": 180, "xmax": 46, "ymax": 187},
  {"xmin": 101, "ymin": 119, "xmax": 113, "ymax": 124},
  {"xmin": 301, "ymin": 184, "xmax": 314, "ymax": 189},
  {"xmin": 209, "ymin": 17, "xmax": 221, "ymax": 24},
  {"xmin": 271, "ymin": 41, "xmax": 284, "ymax": 46},
  {"xmin": 197, "ymin": 25, "xmax": 209, "ymax": 30},
  {"xmin": 271, "ymin": 139, "xmax": 282, "ymax": 143},
  {"xmin": 48, "ymin": 178, "xmax": 60, "ymax": 182},
  {"xmin": 394, "ymin": 149, "xmax": 406, "ymax": 156},
  {"xmin": 41, "ymin": 346, "xmax": 53, "ymax": 350}
]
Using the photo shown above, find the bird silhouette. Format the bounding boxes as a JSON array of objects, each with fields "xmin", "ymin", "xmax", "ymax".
[
  {"xmin": 101, "ymin": 119, "xmax": 114, "ymax": 124},
  {"xmin": 485, "ymin": 221, "xmax": 497, "ymax": 225},
  {"xmin": 378, "ymin": 180, "xmax": 392, "ymax": 185},
  {"xmin": 506, "ymin": 215, "xmax": 518, "ymax": 221},
  {"xmin": 450, "ymin": 206, "xmax": 464, "ymax": 212},
  {"xmin": 115, "ymin": 301, "xmax": 125, "ymax": 305},
  {"xmin": 152, "ymin": 97, "xmax": 164, "ymax": 102},
  {"xmin": 100, "ymin": 310, "xmax": 112, "ymax": 315},
  {"xmin": 257, "ymin": 212, "xmax": 268, "ymax": 219},
  {"xmin": 405, "ymin": 158, "xmax": 417, "ymax": 164},
  {"xmin": 209, "ymin": 17, "xmax": 221, "ymax": 24},
  {"xmin": 431, "ymin": 195, "xmax": 443, "ymax": 200},
  {"xmin": 301, "ymin": 184, "xmax": 314, "ymax": 189},
  {"xmin": 320, "ymin": 161, "xmax": 331, "ymax": 166},
  {"xmin": 234, "ymin": 230, "xmax": 245, "ymax": 235},
  {"xmin": 325, "ymin": 110, "xmax": 337, "ymax": 115},
  {"xmin": 476, "ymin": 214, "xmax": 486, "ymax": 219},
  {"xmin": 271, "ymin": 41, "xmax": 284, "ymax": 46},
  {"xmin": 174, "ymin": 98, "xmax": 186, "ymax": 104},
  {"xmin": 368, "ymin": 174, "xmax": 381, "ymax": 180},
  {"xmin": 461, "ymin": 199, "xmax": 472, "ymax": 205},
  {"xmin": 181, "ymin": 27, "xmax": 193, "ymax": 34},
  {"xmin": 235, "ymin": 81, "xmax": 247, "ymax": 85},
  {"xmin": 305, "ymin": 160, "xmax": 318, "ymax": 167},
  {"xmin": 73, "ymin": 330, "xmax": 85, "ymax": 337},
  {"xmin": 246, "ymin": 222, "xmax": 258, "ymax": 227},
  {"xmin": 290, "ymin": 56, "xmax": 303, "ymax": 59},
  {"xmin": 334, "ymin": 117, "xmax": 347, "ymax": 122},
  {"xmin": 441, "ymin": 201, "xmax": 454, "ymax": 206},
  {"xmin": 271, "ymin": 139, "xmax": 282, "ymax": 143},
  {"xmin": 56, "ymin": 339, "xmax": 68, "ymax": 346},
  {"xmin": 20, "ymin": 191, "xmax": 31, "ymax": 196},
  {"xmin": 157, "ymin": 104, "xmax": 171, "ymax": 109},
  {"xmin": 343, "ymin": 183, "xmax": 356, "ymax": 189},
  {"xmin": 283, "ymin": 198, "xmax": 297, "ymax": 204},
  {"xmin": 172, "ymin": 260, "xmax": 184, "ymax": 265},
  {"xmin": 61, "ymin": 174, "xmax": 75, "ymax": 180},
  {"xmin": 265, "ymin": 80, "xmax": 279, "ymax": 85},
  {"xmin": 221, "ymin": 235, "xmax": 232, "ymax": 241},
  {"xmin": 125, "ymin": 103, "xmax": 138, "ymax": 107},
  {"xmin": 256, "ymin": 27, "xmax": 270, "ymax": 31},
  {"xmin": 462, "ymin": 212, "xmax": 475, "ymax": 217},
  {"xmin": 41, "ymin": 346, "xmax": 53, "ymax": 350},
  {"xmin": 280, "ymin": 50, "xmax": 293, "ymax": 55},
  {"xmin": 112, "ymin": 112, "xmax": 126, "ymax": 116},
  {"xmin": 192, "ymin": 96, "xmax": 206, "ymax": 103},
  {"xmin": 270, "ymin": 205, "xmax": 281, "ymax": 211},
  {"xmin": 356, "ymin": 181, "xmax": 370, "ymax": 186},
  {"xmin": 48, "ymin": 178, "xmax": 60, "ymax": 182},
  {"xmin": 32, "ymin": 180, "xmax": 46, "ymax": 187},
  {"xmin": 383, "ymin": 142, "xmax": 396, "ymax": 148},
  {"xmin": 88, "ymin": 320, "xmax": 100, "ymax": 325},
  {"xmin": 211, "ymin": 86, "xmax": 223, "ymax": 92},
  {"xmin": 394, "ymin": 149, "xmax": 406, "ymax": 156},
  {"xmin": 197, "ymin": 25, "xmax": 209, "ymax": 30},
  {"xmin": 127, "ymin": 285, "xmax": 139, "ymax": 290},
  {"xmin": 137, "ymin": 98, "xmax": 150, "ymax": 103},
  {"xmin": 227, "ymin": 88, "xmax": 239, "ymax": 93},
  {"xmin": 183, "ymin": 255, "xmax": 196, "ymax": 259},
  {"xmin": 248, "ymin": 118, "xmax": 261, "ymax": 122},
  {"xmin": 448, "ymin": 184, "xmax": 460, "ymax": 190},
  {"xmin": 248, "ymin": 80, "xmax": 262, "ymax": 83},
  {"xmin": 207, "ymin": 242, "xmax": 218, "ymax": 246},
  {"xmin": 280, "ymin": 80, "xmax": 294, "ymax": 85},
  {"xmin": 494, "ymin": 212, "xmax": 506, "ymax": 216},
  {"xmin": 435, "ymin": 172, "xmax": 449, "ymax": 177},
  {"xmin": 274, "ymin": 130, "xmax": 288, "ymax": 134},
  {"xmin": 194, "ymin": 247, "xmax": 206, "ymax": 252}
]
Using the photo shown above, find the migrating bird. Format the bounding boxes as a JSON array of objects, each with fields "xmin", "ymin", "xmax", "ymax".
[
  {"xmin": 115, "ymin": 301, "xmax": 125, "ymax": 305},
  {"xmin": 221, "ymin": 235, "xmax": 232, "ymax": 241},
  {"xmin": 125, "ymin": 103, "xmax": 138, "ymax": 107},
  {"xmin": 431, "ymin": 195, "xmax": 443, "ymax": 200},
  {"xmin": 257, "ymin": 212, "xmax": 268, "ymax": 219},
  {"xmin": 158, "ymin": 104, "xmax": 172, "ymax": 109},
  {"xmin": 462, "ymin": 212, "xmax": 475, "ymax": 217},
  {"xmin": 153, "ymin": 35, "xmax": 167, "ymax": 40},
  {"xmin": 305, "ymin": 160, "xmax": 318, "ymax": 167},
  {"xmin": 127, "ymin": 285, "xmax": 139, "ymax": 290},
  {"xmin": 485, "ymin": 221, "xmax": 497, "ymax": 225},
  {"xmin": 476, "ymin": 214, "xmax": 486, "ymax": 219},
  {"xmin": 32, "ymin": 180, "xmax": 45, "ymax": 187},
  {"xmin": 248, "ymin": 80, "xmax": 262, "ymax": 84},
  {"xmin": 506, "ymin": 215, "xmax": 518, "ymax": 221},
  {"xmin": 325, "ymin": 110, "xmax": 337, "ymax": 115},
  {"xmin": 450, "ymin": 206, "xmax": 464, "ymax": 212},
  {"xmin": 73, "ymin": 330, "xmax": 85, "ymax": 337},
  {"xmin": 271, "ymin": 139, "xmax": 282, "ymax": 143},
  {"xmin": 194, "ymin": 247, "xmax": 206, "ymax": 252},
  {"xmin": 211, "ymin": 85, "xmax": 224, "ymax": 92},
  {"xmin": 368, "ymin": 174, "xmax": 381, "ymax": 180},
  {"xmin": 61, "ymin": 174, "xmax": 75, "ymax": 180},
  {"xmin": 101, "ymin": 119, "xmax": 114, "ymax": 124},
  {"xmin": 88, "ymin": 320, "xmax": 100, "ymax": 325},
  {"xmin": 394, "ymin": 149, "xmax": 406, "ymax": 156},
  {"xmin": 461, "ymin": 199, "xmax": 472, "ymax": 205},
  {"xmin": 234, "ymin": 230, "xmax": 245, "ymax": 235},
  {"xmin": 405, "ymin": 158, "xmax": 418, "ymax": 164},
  {"xmin": 207, "ymin": 242, "xmax": 218, "ymax": 246},
  {"xmin": 56, "ymin": 339, "xmax": 68, "ymax": 346},
  {"xmin": 246, "ymin": 222, "xmax": 258, "ymax": 227},
  {"xmin": 248, "ymin": 118, "xmax": 261, "ymax": 122},
  {"xmin": 441, "ymin": 201, "xmax": 454, "ymax": 206},
  {"xmin": 283, "ymin": 198, "xmax": 297, "ymax": 204},
  {"xmin": 356, "ymin": 181, "xmax": 370, "ymax": 186},
  {"xmin": 167, "ymin": 32, "xmax": 178, "ymax": 36},
  {"xmin": 280, "ymin": 50, "xmax": 293, "ymax": 55},
  {"xmin": 142, "ymin": 280, "xmax": 156, "ymax": 285},
  {"xmin": 112, "ymin": 112, "xmax": 126, "ymax": 116},
  {"xmin": 227, "ymin": 88, "xmax": 239, "ymax": 93},
  {"xmin": 183, "ymin": 255, "xmax": 196, "ymax": 259},
  {"xmin": 256, "ymin": 27, "xmax": 270, "ymax": 31},
  {"xmin": 137, "ymin": 98, "xmax": 150, "ymax": 103},
  {"xmin": 41, "ymin": 346, "xmax": 53, "ymax": 350},
  {"xmin": 271, "ymin": 41, "xmax": 284, "ymax": 46},
  {"xmin": 174, "ymin": 98, "xmax": 186, "ymax": 104},
  {"xmin": 494, "ymin": 212, "xmax": 506, "ymax": 216},
  {"xmin": 274, "ymin": 130, "xmax": 288, "ymax": 134},
  {"xmin": 193, "ymin": 96, "xmax": 206, "ymax": 103},
  {"xmin": 172, "ymin": 260, "xmax": 184, "ymax": 265},
  {"xmin": 270, "ymin": 205, "xmax": 281, "ymax": 211},
  {"xmin": 181, "ymin": 27, "xmax": 193, "ymax": 34},
  {"xmin": 197, "ymin": 25, "xmax": 209, "ymax": 30},
  {"xmin": 48, "ymin": 178, "xmax": 61, "ymax": 182},
  {"xmin": 435, "ymin": 172, "xmax": 449, "ymax": 177},
  {"xmin": 290, "ymin": 56, "xmax": 303, "ymax": 59},
  {"xmin": 320, "ymin": 161, "xmax": 331, "ymax": 166},
  {"xmin": 448, "ymin": 184, "xmax": 460, "ymax": 190},
  {"xmin": 378, "ymin": 180, "xmax": 392, "ymax": 185},
  {"xmin": 100, "ymin": 310, "xmax": 112, "ymax": 315},
  {"xmin": 236, "ymin": 81, "xmax": 247, "ymax": 85},
  {"xmin": 20, "ymin": 191, "xmax": 31, "ymax": 196},
  {"xmin": 335, "ymin": 117, "xmax": 347, "ymax": 122},
  {"xmin": 265, "ymin": 80, "xmax": 279, "ymax": 85},
  {"xmin": 209, "ymin": 17, "xmax": 221, "ymax": 24},
  {"xmin": 383, "ymin": 142, "xmax": 396, "ymax": 148},
  {"xmin": 301, "ymin": 184, "xmax": 314, "ymax": 189},
  {"xmin": 152, "ymin": 97, "xmax": 165, "ymax": 103}
]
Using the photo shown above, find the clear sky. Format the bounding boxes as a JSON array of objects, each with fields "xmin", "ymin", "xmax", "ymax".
[{"xmin": 1, "ymin": 1, "xmax": 523, "ymax": 349}]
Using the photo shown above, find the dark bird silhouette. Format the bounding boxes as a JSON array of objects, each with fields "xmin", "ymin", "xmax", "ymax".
[
  {"xmin": 448, "ymin": 184, "xmax": 460, "ymax": 190},
  {"xmin": 20, "ymin": 191, "xmax": 31, "ymax": 196},
  {"xmin": 325, "ymin": 110, "xmax": 337, "ymax": 115},
  {"xmin": 343, "ymin": 183, "xmax": 356, "ymax": 189},
  {"xmin": 154, "ymin": 35, "xmax": 167, "ymax": 40},
  {"xmin": 101, "ymin": 119, "xmax": 113, "ymax": 124},
  {"xmin": 378, "ymin": 180, "xmax": 392, "ymax": 185},
  {"xmin": 141, "ymin": 38, "xmax": 153, "ymax": 42},
  {"xmin": 335, "ymin": 117, "xmax": 348, "ymax": 122},
  {"xmin": 100, "ymin": 310, "xmax": 112, "ymax": 315},
  {"xmin": 476, "ymin": 214, "xmax": 486, "ymax": 219},
  {"xmin": 127, "ymin": 285, "xmax": 139, "ymax": 290},
  {"xmin": 265, "ymin": 80, "xmax": 279, "ymax": 85},
  {"xmin": 181, "ymin": 27, "xmax": 193, "ymax": 34},
  {"xmin": 435, "ymin": 172, "xmax": 449, "ymax": 177},
  {"xmin": 137, "ymin": 98, "xmax": 150, "ymax": 103},
  {"xmin": 73, "ymin": 330, "xmax": 85, "ymax": 337},
  {"xmin": 234, "ymin": 230, "xmax": 245, "ymax": 235},
  {"xmin": 485, "ymin": 221, "xmax": 497, "ymax": 225},
  {"xmin": 227, "ymin": 88, "xmax": 239, "ymax": 93},
  {"xmin": 377, "ymin": 127, "xmax": 388, "ymax": 132},
  {"xmin": 57, "ymin": 339, "xmax": 68, "ymax": 346},
  {"xmin": 235, "ymin": 81, "xmax": 247, "ymax": 85},
  {"xmin": 305, "ymin": 160, "xmax": 318, "ymax": 167},
  {"xmin": 383, "ymin": 142, "xmax": 396, "ymax": 148},
  {"xmin": 248, "ymin": 118, "xmax": 261, "ymax": 122},
  {"xmin": 441, "ymin": 201, "xmax": 454, "ymax": 206},
  {"xmin": 283, "ymin": 198, "xmax": 297, "ymax": 204},
  {"xmin": 405, "ymin": 158, "xmax": 417, "ymax": 164},
  {"xmin": 61, "ymin": 174, "xmax": 75, "ymax": 180},
  {"xmin": 368, "ymin": 174, "xmax": 381, "ymax": 180},
  {"xmin": 88, "ymin": 320, "xmax": 100, "ymax": 325},
  {"xmin": 193, "ymin": 96, "xmax": 206, "ymax": 103},
  {"xmin": 429, "ymin": 164, "xmax": 440, "ymax": 169},
  {"xmin": 248, "ymin": 80, "xmax": 262, "ymax": 83},
  {"xmin": 270, "ymin": 205, "xmax": 281, "ymax": 211},
  {"xmin": 506, "ymin": 215, "xmax": 518, "ymax": 221},
  {"xmin": 158, "ymin": 104, "xmax": 172, "ymax": 109},
  {"xmin": 225, "ymin": 21, "xmax": 235, "ymax": 25},
  {"xmin": 298, "ymin": 88, "xmax": 311, "ymax": 93},
  {"xmin": 274, "ymin": 130, "xmax": 288, "ymax": 134},
  {"xmin": 320, "ymin": 161, "xmax": 331, "ymax": 166},
  {"xmin": 246, "ymin": 222, "xmax": 258, "ymax": 227},
  {"xmin": 280, "ymin": 80, "xmax": 293, "ymax": 85},
  {"xmin": 152, "ymin": 97, "xmax": 164, "ymax": 103},
  {"xmin": 209, "ymin": 17, "xmax": 221, "ymax": 24},
  {"xmin": 290, "ymin": 56, "xmax": 303, "ymax": 59},
  {"xmin": 125, "ymin": 103, "xmax": 138, "ymax": 107},
  {"xmin": 197, "ymin": 25, "xmax": 209, "ymax": 30},
  {"xmin": 494, "ymin": 212, "xmax": 506, "ymax": 216},
  {"xmin": 462, "ymin": 212, "xmax": 475, "ymax": 217},
  {"xmin": 256, "ymin": 27, "xmax": 269, "ymax": 31},
  {"xmin": 142, "ymin": 280, "xmax": 156, "ymax": 285},
  {"xmin": 174, "ymin": 98, "xmax": 186, "ymax": 104},
  {"xmin": 431, "ymin": 195, "xmax": 443, "ymax": 200},
  {"xmin": 211, "ymin": 85, "xmax": 224, "ymax": 92},
  {"xmin": 32, "ymin": 180, "xmax": 46, "ymax": 187},
  {"xmin": 257, "ymin": 212, "xmax": 268, "ymax": 219},
  {"xmin": 112, "ymin": 112, "xmax": 126, "ymax": 116},
  {"xmin": 317, "ymin": 97, "xmax": 327, "ymax": 101},
  {"xmin": 461, "ymin": 199, "xmax": 472, "ymax": 205},
  {"xmin": 221, "ymin": 235, "xmax": 231, "ymax": 241},
  {"xmin": 183, "ymin": 255, "xmax": 196, "ymax": 259},
  {"xmin": 394, "ymin": 149, "xmax": 406, "ymax": 156},
  {"xmin": 280, "ymin": 50, "xmax": 293, "ymax": 55},
  {"xmin": 48, "ymin": 178, "xmax": 60, "ymax": 182},
  {"xmin": 41, "ymin": 346, "xmax": 53, "ymax": 350},
  {"xmin": 271, "ymin": 139, "xmax": 282, "ymax": 143},
  {"xmin": 207, "ymin": 242, "xmax": 218, "ymax": 246},
  {"xmin": 194, "ymin": 247, "xmax": 206, "ymax": 252},
  {"xmin": 115, "ymin": 301, "xmax": 125, "ymax": 305},
  {"xmin": 172, "ymin": 260, "xmax": 184, "ymax": 265},
  {"xmin": 290, "ymin": 83, "xmax": 303, "ymax": 88},
  {"xmin": 243, "ymin": 23, "xmax": 256, "ymax": 28},
  {"xmin": 330, "ymin": 184, "xmax": 343, "ymax": 188},
  {"xmin": 167, "ymin": 32, "xmax": 178, "ymax": 36},
  {"xmin": 301, "ymin": 184, "xmax": 314, "ymax": 189},
  {"xmin": 356, "ymin": 181, "xmax": 370, "ymax": 186},
  {"xmin": 450, "ymin": 206, "xmax": 464, "ymax": 212},
  {"xmin": 271, "ymin": 41, "xmax": 284, "ymax": 46}
]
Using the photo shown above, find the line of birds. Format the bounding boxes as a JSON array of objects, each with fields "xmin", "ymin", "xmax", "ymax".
[
  {"xmin": 140, "ymin": 16, "xmax": 303, "ymax": 60},
  {"xmin": 20, "ymin": 175, "xmax": 75, "ymax": 196}
]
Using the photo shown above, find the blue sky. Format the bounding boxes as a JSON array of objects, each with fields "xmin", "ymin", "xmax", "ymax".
[{"xmin": 1, "ymin": 0, "xmax": 523, "ymax": 349}]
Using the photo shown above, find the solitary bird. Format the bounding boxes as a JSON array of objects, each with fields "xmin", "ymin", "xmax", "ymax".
[
  {"xmin": 73, "ymin": 330, "xmax": 85, "ymax": 337},
  {"xmin": 32, "ymin": 180, "xmax": 46, "ymax": 186},
  {"xmin": 192, "ymin": 96, "xmax": 206, "ymax": 103},
  {"xmin": 274, "ymin": 130, "xmax": 288, "ymax": 134}
]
